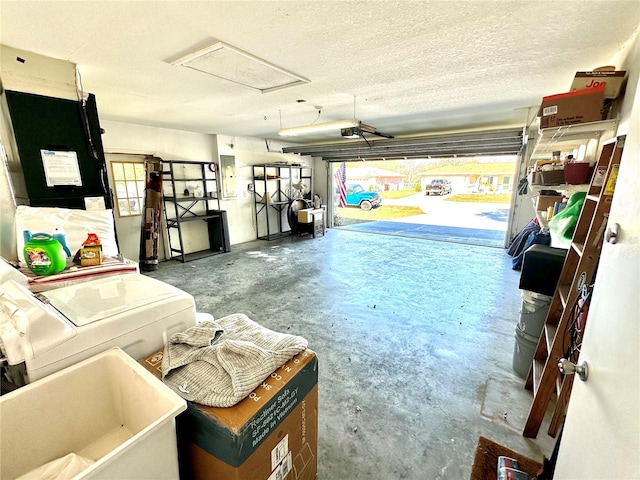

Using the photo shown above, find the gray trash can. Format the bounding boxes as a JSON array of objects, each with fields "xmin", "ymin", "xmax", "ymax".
[
  {"xmin": 517, "ymin": 290, "xmax": 552, "ymax": 338},
  {"xmin": 512, "ymin": 325, "xmax": 539, "ymax": 379}
]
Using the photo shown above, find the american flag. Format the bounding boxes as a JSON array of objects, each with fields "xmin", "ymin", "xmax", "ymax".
[{"xmin": 334, "ymin": 162, "xmax": 347, "ymax": 207}]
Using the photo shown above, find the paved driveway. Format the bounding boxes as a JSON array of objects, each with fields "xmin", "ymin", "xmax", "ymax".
[
  {"xmin": 338, "ymin": 193, "xmax": 510, "ymax": 247},
  {"xmin": 384, "ymin": 193, "xmax": 509, "ymax": 231}
]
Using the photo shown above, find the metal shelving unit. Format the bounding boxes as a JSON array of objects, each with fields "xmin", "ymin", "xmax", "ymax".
[
  {"xmin": 162, "ymin": 160, "xmax": 230, "ymax": 262},
  {"xmin": 509, "ymin": 120, "xmax": 618, "ymax": 243},
  {"xmin": 252, "ymin": 164, "xmax": 313, "ymax": 240},
  {"xmin": 529, "ymin": 119, "xmax": 618, "ymax": 162}
]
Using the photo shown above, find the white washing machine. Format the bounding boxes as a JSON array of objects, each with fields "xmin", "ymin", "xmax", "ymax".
[{"xmin": 0, "ymin": 270, "xmax": 198, "ymax": 384}]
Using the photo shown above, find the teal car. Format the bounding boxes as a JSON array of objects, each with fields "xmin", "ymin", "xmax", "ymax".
[{"xmin": 346, "ymin": 184, "xmax": 382, "ymax": 211}]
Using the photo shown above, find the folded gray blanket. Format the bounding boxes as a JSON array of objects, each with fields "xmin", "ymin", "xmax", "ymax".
[{"xmin": 161, "ymin": 313, "xmax": 308, "ymax": 407}]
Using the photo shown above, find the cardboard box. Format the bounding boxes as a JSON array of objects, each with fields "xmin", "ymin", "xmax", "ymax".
[
  {"xmin": 297, "ymin": 208, "xmax": 314, "ymax": 223},
  {"xmin": 298, "ymin": 208, "xmax": 323, "ymax": 224},
  {"xmin": 533, "ymin": 194, "xmax": 563, "ymax": 212},
  {"xmin": 539, "ymin": 169, "xmax": 565, "ymax": 186},
  {"xmin": 79, "ymin": 244, "xmax": 102, "ymax": 266},
  {"xmin": 140, "ymin": 349, "xmax": 318, "ymax": 480},
  {"xmin": 571, "ymin": 70, "xmax": 626, "ymax": 99},
  {"xmin": 538, "ymin": 86, "xmax": 606, "ymax": 129}
]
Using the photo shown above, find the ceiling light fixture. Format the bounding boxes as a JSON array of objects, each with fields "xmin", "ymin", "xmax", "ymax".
[
  {"xmin": 171, "ymin": 41, "xmax": 309, "ymax": 93},
  {"xmin": 278, "ymin": 118, "xmax": 360, "ymax": 137}
]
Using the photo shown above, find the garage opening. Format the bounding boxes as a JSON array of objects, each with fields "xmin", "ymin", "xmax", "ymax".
[
  {"xmin": 283, "ymin": 128, "xmax": 523, "ymax": 247},
  {"xmin": 331, "ymin": 157, "xmax": 516, "ymax": 247}
]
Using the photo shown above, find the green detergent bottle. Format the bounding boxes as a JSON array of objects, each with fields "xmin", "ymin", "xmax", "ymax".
[{"xmin": 24, "ymin": 233, "xmax": 67, "ymax": 276}]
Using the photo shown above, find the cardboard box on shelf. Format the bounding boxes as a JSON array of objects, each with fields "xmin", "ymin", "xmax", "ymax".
[
  {"xmin": 298, "ymin": 208, "xmax": 323, "ymax": 224},
  {"xmin": 297, "ymin": 208, "xmax": 314, "ymax": 223},
  {"xmin": 140, "ymin": 348, "xmax": 318, "ymax": 480},
  {"xmin": 570, "ymin": 70, "xmax": 626, "ymax": 99},
  {"xmin": 538, "ymin": 86, "xmax": 606, "ymax": 129},
  {"xmin": 533, "ymin": 194, "xmax": 563, "ymax": 212},
  {"xmin": 539, "ymin": 169, "xmax": 565, "ymax": 186}
]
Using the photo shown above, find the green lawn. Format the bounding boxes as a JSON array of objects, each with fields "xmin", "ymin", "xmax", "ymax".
[
  {"xmin": 336, "ymin": 205, "xmax": 423, "ymax": 220},
  {"xmin": 378, "ymin": 189, "xmax": 511, "ymax": 203},
  {"xmin": 445, "ymin": 193, "xmax": 511, "ymax": 203},
  {"xmin": 379, "ymin": 189, "xmax": 420, "ymax": 199}
]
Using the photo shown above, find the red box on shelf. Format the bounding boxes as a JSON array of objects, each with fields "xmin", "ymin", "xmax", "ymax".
[
  {"xmin": 564, "ymin": 162, "xmax": 591, "ymax": 185},
  {"xmin": 538, "ymin": 86, "xmax": 606, "ymax": 129}
]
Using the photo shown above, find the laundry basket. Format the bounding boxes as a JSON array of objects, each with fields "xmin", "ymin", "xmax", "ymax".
[{"xmin": 0, "ymin": 348, "xmax": 186, "ymax": 480}]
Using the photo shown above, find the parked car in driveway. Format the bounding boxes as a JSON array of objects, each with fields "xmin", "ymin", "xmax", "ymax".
[
  {"xmin": 346, "ymin": 184, "xmax": 382, "ymax": 210},
  {"xmin": 425, "ymin": 179, "xmax": 452, "ymax": 196}
]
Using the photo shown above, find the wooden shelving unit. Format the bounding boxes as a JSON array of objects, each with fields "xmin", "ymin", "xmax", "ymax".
[{"xmin": 522, "ymin": 135, "xmax": 626, "ymax": 438}]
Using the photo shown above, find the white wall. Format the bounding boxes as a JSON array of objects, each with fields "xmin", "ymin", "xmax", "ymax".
[
  {"xmin": 101, "ymin": 120, "xmax": 219, "ymax": 258},
  {"xmin": 610, "ymin": 30, "xmax": 640, "ymax": 137},
  {"xmin": 0, "ymin": 45, "xmax": 315, "ymax": 261},
  {"xmin": 215, "ymin": 135, "xmax": 314, "ymax": 245},
  {"xmin": 101, "ymin": 128, "xmax": 313, "ymax": 259},
  {"xmin": 0, "ymin": 45, "xmax": 77, "ymax": 101}
]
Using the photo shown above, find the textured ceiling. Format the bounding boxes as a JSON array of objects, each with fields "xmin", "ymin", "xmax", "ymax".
[{"xmin": 0, "ymin": 1, "xmax": 638, "ymax": 145}]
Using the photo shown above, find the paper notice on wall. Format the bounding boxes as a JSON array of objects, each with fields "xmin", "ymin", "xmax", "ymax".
[
  {"xmin": 41, "ymin": 149, "xmax": 82, "ymax": 186},
  {"xmin": 85, "ymin": 197, "xmax": 106, "ymax": 210}
]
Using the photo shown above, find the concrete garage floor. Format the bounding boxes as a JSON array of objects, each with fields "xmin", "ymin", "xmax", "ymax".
[{"xmin": 146, "ymin": 228, "xmax": 556, "ymax": 479}]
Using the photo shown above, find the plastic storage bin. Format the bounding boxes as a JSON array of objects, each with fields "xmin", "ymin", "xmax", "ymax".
[
  {"xmin": 564, "ymin": 162, "xmax": 591, "ymax": 185},
  {"xmin": 0, "ymin": 348, "xmax": 186, "ymax": 480}
]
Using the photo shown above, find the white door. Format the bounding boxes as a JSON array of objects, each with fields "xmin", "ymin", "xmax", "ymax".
[{"xmin": 554, "ymin": 129, "xmax": 640, "ymax": 474}]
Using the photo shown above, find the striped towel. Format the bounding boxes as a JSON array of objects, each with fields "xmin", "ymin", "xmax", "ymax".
[{"xmin": 161, "ymin": 313, "xmax": 308, "ymax": 407}]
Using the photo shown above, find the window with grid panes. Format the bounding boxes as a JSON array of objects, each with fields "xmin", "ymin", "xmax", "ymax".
[{"xmin": 111, "ymin": 161, "xmax": 145, "ymax": 217}]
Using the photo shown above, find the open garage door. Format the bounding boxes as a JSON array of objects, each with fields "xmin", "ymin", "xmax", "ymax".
[
  {"xmin": 284, "ymin": 128, "xmax": 524, "ymax": 247},
  {"xmin": 283, "ymin": 128, "xmax": 523, "ymax": 161}
]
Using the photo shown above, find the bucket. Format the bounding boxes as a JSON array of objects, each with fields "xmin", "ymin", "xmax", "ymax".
[
  {"xmin": 512, "ymin": 325, "xmax": 539, "ymax": 379},
  {"xmin": 518, "ymin": 290, "xmax": 552, "ymax": 337},
  {"xmin": 564, "ymin": 162, "xmax": 591, "ymax": 185}
]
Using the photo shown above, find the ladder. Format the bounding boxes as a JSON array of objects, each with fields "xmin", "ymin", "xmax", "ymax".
[{"xmin": 522, "ymin": 135, "xmax": 625, "ymax": 438}]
